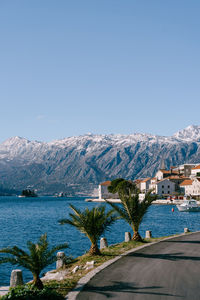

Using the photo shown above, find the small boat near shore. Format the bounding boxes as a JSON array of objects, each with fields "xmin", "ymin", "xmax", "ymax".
[{"xmin": 176, "ymin": 199, "xmax": 200, "ymax": 212}]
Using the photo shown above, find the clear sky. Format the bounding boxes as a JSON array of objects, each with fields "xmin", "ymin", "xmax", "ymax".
[{"xmin": 0, "ymin": 0, "xmax": 200, "ymax": 142}]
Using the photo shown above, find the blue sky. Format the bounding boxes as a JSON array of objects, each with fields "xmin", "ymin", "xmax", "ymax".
[{"xmin": 0, "ymin": 0, "xmax": 200, "ymax": 142}]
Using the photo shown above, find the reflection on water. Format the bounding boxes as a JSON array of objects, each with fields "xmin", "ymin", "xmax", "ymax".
[{"xmin": 0, "ymin": 196, "xmax": 199, "ymax": 285}]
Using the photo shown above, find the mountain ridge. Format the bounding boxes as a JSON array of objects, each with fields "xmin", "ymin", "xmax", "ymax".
[
  {"xmin": 2, "ymin": 125, "xmax": 200, "ymax": 146},
  {"xmin": 0, "ymin": 125, "xmax": 200, "ymax": 195}
]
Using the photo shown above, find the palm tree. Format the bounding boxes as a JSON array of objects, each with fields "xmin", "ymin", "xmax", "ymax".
[
  {"xmin": 0, "ymin": 234, "xmax": 68, "ymax": 289},
  {"xmin": 107, "ymin": 179, "xmax": 156, "ymax": 241},
  {"xmin": 59, "ymin": 205, "xmax": 117, "ymax": 255}
]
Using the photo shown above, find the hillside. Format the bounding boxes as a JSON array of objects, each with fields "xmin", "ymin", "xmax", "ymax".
[{"xmin": 0, "ymin": 125, "xmax": 200, "ymax": 195}]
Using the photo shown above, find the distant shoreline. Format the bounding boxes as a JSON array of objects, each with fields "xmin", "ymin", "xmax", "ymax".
[{"xmin": 85, "ymin": 198, "xmax": 183, "ymax": 205}]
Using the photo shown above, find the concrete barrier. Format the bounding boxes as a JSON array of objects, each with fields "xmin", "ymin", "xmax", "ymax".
[
  {"xmin": 100, "ymin": 238, "xmax": 108, "ymax": 249},
  {"xmin": 10, "ymin": 269, "xmax": 23, "ymax": 287},
  {"xmin": 56, "ymin": 251, "xmax": 66, "ymax": 269},
  {"xmin": 145, "ymin": 230, "xmax": 152, "ymax": 239},
  {"xmin": 184, "ymin": 228, "xmax": 190, "ymax": 234},
  {"xmin": 125, "ymin": 232, "xmax": 131, "ymax": 242}
]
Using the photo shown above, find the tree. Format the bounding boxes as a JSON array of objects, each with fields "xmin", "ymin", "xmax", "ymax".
[
  {"xmin": 21, "ymin": 189, "xmax": 37, "ymax": 197},
  {"xmin": 0, "ymin": 234, "xmax": 68, "ymax": 289},
  {"xmin": 59, "ymin": 205, "xmax": 117, "ymax": 255},
  {"xmin": 107, "ymin": 179, "xmax": 156, "ymax": 241},
  {"xmin": 108, "ymin": 178, "xmax": 140, "ymax": 195}
]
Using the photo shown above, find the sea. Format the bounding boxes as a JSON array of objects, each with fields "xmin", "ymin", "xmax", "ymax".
[{"xmin": 0, "ymin": 196, "xmax": 200, "ymax": 286}]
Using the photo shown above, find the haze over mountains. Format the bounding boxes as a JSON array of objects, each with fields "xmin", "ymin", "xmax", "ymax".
[{"xmin": 0, "ymin": 125, "xmax": 200, "ymax": 195}]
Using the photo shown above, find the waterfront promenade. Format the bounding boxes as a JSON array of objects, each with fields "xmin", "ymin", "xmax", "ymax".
[{"xmin": 76, "ymin": 232, "xmax": 200, "ymax": 300}]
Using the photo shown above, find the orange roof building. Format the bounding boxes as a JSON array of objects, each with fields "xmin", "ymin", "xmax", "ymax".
[
  {"xmin": 192, "ymin": 165, "xmax": 200, "ymax": 170},
  {"xmin": 191, "ymin": 165, "xmax": 200, "ymax": 177},
  {"xmin": 140, "ymin": 177, "xmax": 151, "ymax": 183},
  {"xmin": 99, "ymin": 181, "xmax": 119, "ymax": 200},
  {"xmin": 180, "ymin": 178, "xmax": 200, "ymax": 196},
  {"xmin": 180, "ymin": 179, "xmax": 193, "ymax": 186},
  {"xmin": 100, "ymin": 181, "xmax": 111, "ymax": 186}
]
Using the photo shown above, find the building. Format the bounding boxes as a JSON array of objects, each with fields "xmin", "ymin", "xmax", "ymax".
[
  {"xmin": 173, "ymin": 164, "xmax": 197, "ymax": 177},
  {"xmin": 166, "ymin": 176, "xmax": 189, "ymax": 192},
  {"xmin": 98, "ymin": 162, "xmax": 200, "ymax": 199},
  {"xmin": 155, "ymin": 179, "xmax": 175, "ymax": 196},
  {"xmin": 155, "ymin": 169, "xmax": 179, "ymax": 181},
  {"xmin": 154, "ymin": 163, "xmax": 196, "ymax": 194},
  {"xmin": 134, "ymin": 179, "xmax": 143, "ymax": 190},
  {"xmin": 149, "ymin": 177, "xmax": 157, "ymax": 193},
  {"xmin": 180, "ymin": 178, "xmax": 200, "ymax": 196},
  {"xmin": 139, "ymin": 178, "xmax": 151, "ymax": 193},
  {"xmin": 155, "ymin": 170, "xmax": 171, "ymax": 181},
  {"xmin": 99, "ymin": 181, "xmax": 118, "ymax": 199},
  {"xmin": 191, "ymin": 165, "xmax": 200, "ymax": 177}
]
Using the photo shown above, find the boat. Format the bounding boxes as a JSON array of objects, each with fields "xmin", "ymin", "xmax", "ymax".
[
  {"xmin": 176, "ymin": 199, "xmax": 200, "ymax": 212},
  {"xmin": 55, "ymin": 192, "xmax": 65, "ymax": 198}
]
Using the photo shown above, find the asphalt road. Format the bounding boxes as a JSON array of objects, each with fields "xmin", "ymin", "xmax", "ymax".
[{"xmin": 77, "ymin": 232, "xmax": 200, "ymax": 300}]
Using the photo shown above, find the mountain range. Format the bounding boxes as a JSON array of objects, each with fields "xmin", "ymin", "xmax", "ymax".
[{"xmin": 0, "ymin": 125, "xmax": 200, "ymax": 195}]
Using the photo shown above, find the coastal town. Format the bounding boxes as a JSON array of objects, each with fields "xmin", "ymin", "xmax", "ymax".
[
  {"xmin": 98, "ymin": 163, "xmax": 200, "ymax": 201},
  {"xmin": 1, "ymin": 0, "xmax": 200, "ymax": 298}
]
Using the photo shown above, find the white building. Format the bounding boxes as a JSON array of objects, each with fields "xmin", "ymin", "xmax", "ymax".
[
  {"xmin": 149, "ymin": 177, "xmax": 157, "ymax": 193},
  {"xmin": 99, "ymin": 181, "xmax": 118, "ymax": 199},
  {"xmin": 155, "ymin": 179, "xmax": 175, "ymax": 196},
  {"xmin": 140, "ymin": 178, "xmax": 151, "ymax": 193},
  {"xmin": 180, "ymin": 178, "xmax": 200, "ymax": 196},
  {"xmin": 191, "ymin": 165, "xmax": 200, "ymax": 177},
  {"xmin": 155, "ymin": 170, "xmax": 172, "ymax": 181}
]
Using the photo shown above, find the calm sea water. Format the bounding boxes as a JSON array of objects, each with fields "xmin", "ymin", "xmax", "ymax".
[{"xmin": 0, "ymin": 196, "xmax": 200, "ymax": 286}]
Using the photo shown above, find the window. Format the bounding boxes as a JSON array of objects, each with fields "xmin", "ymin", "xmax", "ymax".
[
  {"xmin": 168, "ymin": 185, "xmax": 170, "ymax": 188},
  {"xmin": 162, "ymin": 191, "xmax": 164, "ymax": 194},
  {"xmin": 162, "ymin": 185, "xmax": 164, "ymax": 188},
  {"xmin": 168, "ymin": 191, "xmax": 170, "ymax": 194}
]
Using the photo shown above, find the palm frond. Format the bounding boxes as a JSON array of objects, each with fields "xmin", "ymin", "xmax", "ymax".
[
  {"xmin": 105, "ymin": 200, "xmax": 131, "ymax": 224},
  {"xmin": 107, "ymin": 179, "xmax": 155, "ymax": 236},
  {"xmin": 0, "ymin": 234, "xmax": 69, "ymax": 282},
  {"xmin": 59, "ymin": 204, "xmax": 117, "ymax": 250},
  {"xmin": 0, "ymin": 257, "xmax": 18, "ymax": 265}
]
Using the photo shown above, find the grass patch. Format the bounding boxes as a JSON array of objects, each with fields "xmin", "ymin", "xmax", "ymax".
[
  {"xmin": 0, "ymin": 234, "xmax": 180, "ymax": 299},
  {"xmin": 42, "ymin": 235, "xmax": 175, "ymax": 297}
]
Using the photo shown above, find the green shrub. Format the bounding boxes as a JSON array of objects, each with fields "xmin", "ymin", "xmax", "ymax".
[{"xmin": 1, "ymin": 285, "xmax": 65, "ymax": 300}]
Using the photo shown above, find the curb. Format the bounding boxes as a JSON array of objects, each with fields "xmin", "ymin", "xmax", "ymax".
[{"xmin": 65, "ymin": 230, "xmax": 199, "ymax": 300}]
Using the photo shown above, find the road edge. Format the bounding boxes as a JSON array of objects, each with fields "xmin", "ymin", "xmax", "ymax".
[{"xmin": 65, "ymin": 231, "xmax": 200, "ymax": 300}]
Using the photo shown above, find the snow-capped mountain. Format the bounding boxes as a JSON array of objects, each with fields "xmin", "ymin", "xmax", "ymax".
[
  {"xmin": 0, "ymin": 125, "xmax": 200, "ymax": 195},
  {"xmin": 173, "ymin": 125, "xmax": 200, "ymax": 142}
]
